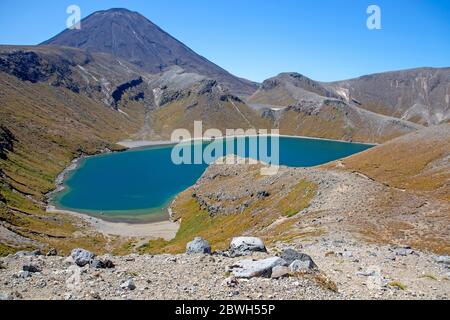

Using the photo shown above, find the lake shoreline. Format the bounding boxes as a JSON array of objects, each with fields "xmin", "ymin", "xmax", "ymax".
[
  {"xmin": 46, "ymin": 205, "xmax": 179, "ymax": 239},
  {"xmin": 117, "ymin": 134, "xmax": 378, "ymax": 150}
]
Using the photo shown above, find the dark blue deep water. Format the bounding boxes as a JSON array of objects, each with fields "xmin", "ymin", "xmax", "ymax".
[{"xmin": 54, "ymin": 137, "xmax": 373, "ymax": 223}]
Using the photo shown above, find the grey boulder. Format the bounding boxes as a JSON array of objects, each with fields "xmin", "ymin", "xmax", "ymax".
[
  {"xmin": 90, "ymin": 258, "xmax": 115, "ymax": 269},
  {"xmin": 282, "ymin": 249, "xmax": 317, "ymax": 269},
  {"xmin": 230, "ymin": 257, "xmax": 287, "ymax": 278},
  {"xmin": 70, "ymin": 248, "xmax": 96, "ymax": 267},
  {"xmin": 186, "ymin": 237, "xmax": 211, "ymax": 254},
  {"xmin": 229, "ymin": 237, "xmax": 266, "ymax": 257}
]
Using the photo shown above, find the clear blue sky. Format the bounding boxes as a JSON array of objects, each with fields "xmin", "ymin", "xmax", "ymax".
[{"xmin": 0, "ymin": 0, "xmax": 449, "ymax": 82}]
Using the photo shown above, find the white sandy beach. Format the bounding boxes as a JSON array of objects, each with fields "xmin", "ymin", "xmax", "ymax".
[
  {"xmin": 47, "ymin": 206, "xmax": 179, "ymax": 240},
  {"xmin": 117, "ymin": 140, "xmax": 178, "ymax": 149}
]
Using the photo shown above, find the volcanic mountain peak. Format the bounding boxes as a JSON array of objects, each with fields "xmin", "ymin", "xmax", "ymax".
[{"xmin": 41, "ymin": 8, "xmax": 257, "ymax": 96}]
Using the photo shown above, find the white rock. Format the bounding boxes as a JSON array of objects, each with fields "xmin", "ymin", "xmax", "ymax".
[
  {"xmin": 230, "ymin": 257, "xmax": 287, "ymax": 278},
  {"xmin": 229, "ymin": 237, "xmax": 266, "ymax": 257},
  {"xmin": 435, "ymin": 256, "xmax": 450, "ymax": 265},
  {"xmin": 120, "ymin": 278, "xmax": 136, "ymax": 291},
  {"xmin": 70, "ymin": 249, "xmax": 95, "ymax": 267},
  {"xmin": 186, "ymin": 237, "xmax": 211, "ymax": 255}
]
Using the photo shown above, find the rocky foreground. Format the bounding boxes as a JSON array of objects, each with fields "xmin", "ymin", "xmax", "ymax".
[{"xmin": 0, "ymin": 236, "xmax": 448, "ymax": 300}]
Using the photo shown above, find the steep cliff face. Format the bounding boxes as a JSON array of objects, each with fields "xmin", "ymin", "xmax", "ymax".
[
  {"xmin": 0, "ymin": 46, "xmax": 155, "ymax": 109},
  {"xmin": 0, "ymin": 50, "xmax": 80, "ymax": 93}
]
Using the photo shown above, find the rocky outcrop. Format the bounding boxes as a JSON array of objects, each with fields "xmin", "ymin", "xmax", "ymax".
[
  {"xmin": 0, "ymin": 51, "xmax": 55, "ymax": 83},
  {"xmin": 0, "ymin": 50, "xmax": 80, "ymax": 93},
  {"xmin": 111, "ymin": 77, "xmax": 144, "ymax": 106},
  {"xmin": 0, "ymin": 126, "xmax": 15, "ymax": 160}
]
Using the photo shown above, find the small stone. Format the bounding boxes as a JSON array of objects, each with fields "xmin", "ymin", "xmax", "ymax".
[
  {"xmin": 222, "ymin": 276, "xmax": 239, "ymax": 288},
  {"xmin": 120, "ymin": 278, "xmax": 136, "ymax": 291},
  {"xmin": 0, "ymin": 292, "xmax": 11, "ymax": 300},
  {"xmin": 22, "ymin": 264, "xmax": 41, "ymax": 273},
  {"xmin": 36, "ymin": 280, "xmax": 47, "ymax": 289},
  {"xmin": 342, "ymin": 251, "xmax": 353, "ymax": 258},
  {"xmin": 357, "ymin": 270, "xmax": 376, "ymax": 277},
  {"xmin": 90, "ymin": 291, "xmax": 101, "ymax": 300},
  {"xmin": 102, "ymin": 259, "xmax": 115, "ymax": 269},
  {"xmin": 18, "ymin": 270, "xmax": 32, "ymax": 279},
  {"xmin": 46, "ymin": 248, "xmax": 58, "ymax": 256},
  {"xmin": 394, "ymin": 247, "xmax": 414, "ymax": 256},
  {"xmin": 90, "ymin": 258, "xmax": 115, "ymax": 269},
  {"xmin": 271, "ymin": 266, "xmax": 290, "ymax": 279},
  {"xmin": 64, "ymin": 293, "xmax": 73, "ymax": 300},
  {"xmin": 186, "ymin": 237, "xmax": 211, "ymax": 255}
]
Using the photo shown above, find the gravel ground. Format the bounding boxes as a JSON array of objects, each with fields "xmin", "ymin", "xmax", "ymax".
[
  {"xmin": 0, "ymin": 239, "xmax": 448, "ymax": 300},
  {"xmin": 0, "ymin": 251, "xmax": 340, "ymax": 300}
]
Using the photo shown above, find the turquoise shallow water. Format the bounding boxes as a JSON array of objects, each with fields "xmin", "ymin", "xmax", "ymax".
[{"xmin": 53, "ymin": 137, "xmax": 373, "ymax": 223}]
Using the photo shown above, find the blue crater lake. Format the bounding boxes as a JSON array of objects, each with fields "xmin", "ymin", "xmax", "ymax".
[{"xmin": 53, "ymin": 136, "xmax": 373, "ymax": 223}]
